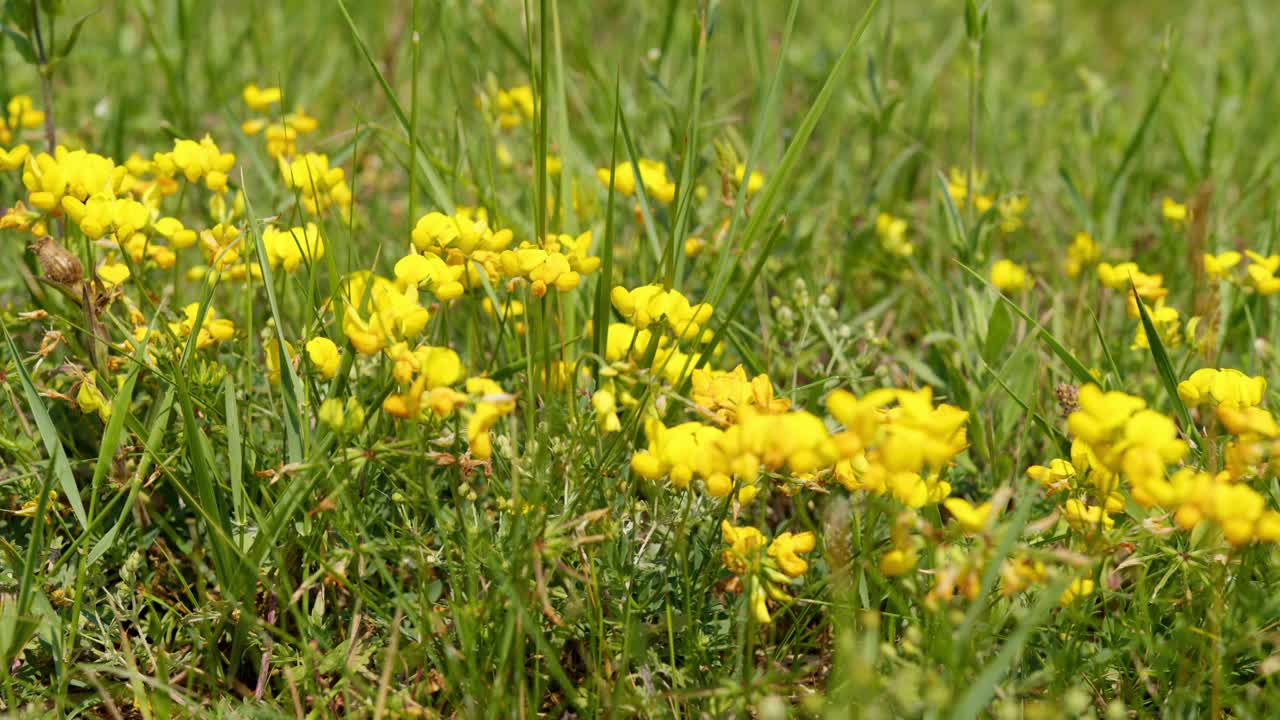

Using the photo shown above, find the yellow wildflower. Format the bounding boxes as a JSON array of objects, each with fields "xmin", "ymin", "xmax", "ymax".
[
  {"xmin": 306, "ymin": 337, "xmax": 341, "ymax": 379},
  {"xmin": 1161, "ymin": 197, "xmax": 1188, "ymax": 224},
  {"xmin": 1177, "ymin": 368, "xmax": 1266, "ymax": 410},
  {"xmin": 1065, "ymin": 232, "xmax": 1099, "ymax": 277},
  {"xmin": 990, "ymin": 259, "xmax": 1031, "ymax": 292},
  {"xmin": 943, "ymin": 497, "xmax": 992, "ymax": 533}
]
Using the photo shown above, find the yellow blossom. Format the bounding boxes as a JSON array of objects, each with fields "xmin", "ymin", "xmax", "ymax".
[
  {"xmin": 1059, "ymin": 578, "xmax": 1095, "ymax": 606},
  {"xmin": 733, "ymin": 164, "xmax": 765, "ymax": 195},
  {"xmin": 875, "ymin": 212, "xmax": 913, "ymax": 257},
  {"xmin": 990, "ymin": 259, "xmax": 1031, "ymax": 292},
  {"xmin": 319, "ymin": 397, "xmax": 365, "ymax": 435},
  {"xmin": 243, "ymin": 84, "xmax": 283, "ymax": 111},
  {"xmin": 767, "ymin": 531, "xmax": 816, "ymax": 578},
  {"xmin": 169, "ymin": 303, "xmax": 236, "ymax": 349},
  {"xmin": 97, "ymin": 260, "xmax": 131, "ymax": 288},
  {"xmin": 690, "ymin": 365, "xmax": 788, "ymax": 424},
  {"xmin": 1161, "ymin": 197, "xmax": 1188, "ymax": 224},
  {"xmin": 1027, "ymin": 458, "xmax": 1077, "ymax": 493},
  {"xmin": 76, "ymin": 372, "xmax": 111, "ymax": 422},
  {"xmin": 306, "ymin": 337, "xmax": 341, "ymax": 379},
  {"xmin": 943, "ymin": 498, "xmax": 992, "ymax": 533},
  {"xmin": 263, "ymin": 223, "xmax": 325, "ymax": 273},
  {"xmin": 1203, "ymin": 251, "xmax": 1242, "ymax": 279},
  {"xmin": 596, "ymin": 159, "xmax": 677, "ymax": 205},
  {"xmin": 720, "ymin": 521, "xmax": 766, "ymax": 575},
  {"xmin": 394, "ymin": 252, "xmax": 466, "ymax": 301},
  {"xmin": 0, "ymin": 143, "xmax": 30, "ymax": 171},
  {"xmin": 1065, "ymin": 232, "xmax": 1099, "ymax": 277},
  {"xmin": 611, "ymin": 284, "xmax": 714, "ymax": 341},
  {"xmin": 1177, "ymin": 368, "xmax": 1266, "ymax": 410}
]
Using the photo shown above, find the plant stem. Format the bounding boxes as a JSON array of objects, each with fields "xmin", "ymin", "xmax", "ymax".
[
  {"xmin": 966, "ymin": 36, "xmax": 979, "ymax": 228},
  {"xmin": 30, "ymin": 1, "xmax": 57, "ymax": 152}
]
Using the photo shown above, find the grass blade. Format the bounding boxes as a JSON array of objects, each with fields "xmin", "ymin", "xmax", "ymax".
[
  {"xmin": 243, "ymin": 181, "xmax": 306, "ymax": 464},
  {"xmin": 1, "ymin": 320, "xmax": 88, "ymax": 529},
  {"xmin": 1132, "ymin": 283, "xmax": 1200, "ymax": 452},
  {"xmin": 949, "ymin": 577, "xmax": 1073, "ymax": 720},
  {"xmin": 592, "ymin": 81, "xmax": 622, "ymax": 360},
  {"xmin": 335, "ymin": 0, "xmax": 453, "ymax": 211},
  {"xmin": 710, "ymin": 0, "xmax": 882, "ymax": 309}
]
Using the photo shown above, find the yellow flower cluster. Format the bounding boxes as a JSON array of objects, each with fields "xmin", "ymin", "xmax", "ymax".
[
  {"xmin": 498, "ymin": 231, "xmax": 600, "ymax": 297},
  {"xmin": 263, "ymin": 223, "xmax": 325, "ymax": 273},
  {"xmin": 494, "ymin": 85, "xmax": 534, "ymax": 129},
  {"xmin": 1097, "ymin": 261, "xmax": 1167, "ymax": 314},
  {"xmin": 1203, "ymin": 250, "xmax": 1280, "ymax": 295},
  {"xmin": 943, "ymin": 167, "xmax": 1029, "ymax": 232},
  {"xmin": 0, "ymin": 95, "xmax": 43, "ymax": 152},
  {"xmin": 240, "ymin": 83, "xmax": 319, "ymax": 159},
  {"xmin": 611, "ymin": 284, "xmax": 714, "ymax": 341},
  {"xmin": 1028, "ymin": 378, "xmax": 1280, "ymax": 549},
  {"xmin": 875, "ymin": 212, "xmax": 913, "ymax": 257},
  {"xmin": 720, "ymin": 521, "xmax": 816, "ymax": 623},
  {"xmin": 411, "ymin": 208, "xmax": 514, "ymax": 285},
  {"xmin": 596, "ymin": 158, "xmax": 677, "ymax": 205},
  {"xmin": 278, "ymin": 153, "xmax": 353, "ymax": 220},
  {"xmin": 341, "ymin": 272, "xmax": 432, "ymax": 355},
  {"xmin": 2, "ymin": 146, "xmax": 206, "ymax": 275},
  {"xmin": 1064, "ymin": 231, "xmax": 1099, "ymax": 277},
  {"xmin": 1162, "ymin": 196, "xmax": 1189, "ymax": 224},
  {"xmin": 990, "ymin": 259, "xmax": 1031, "ymax": 292},
  {"xmin": 168, "ymin": 303, "xmax": 236, "ymax": 350},
  {"xmin": 153, "ymin": 136, "xmax": 236, "ymax": 193},
  {"xmin": 828, "ymin": 388, "xmax": 969, "ymax": 509},
  {"xmin": 463, "ymin": 377, "xmax": 517, "ymax": 459},
  {"xmin": 1177, "ymin": 368, "xmax": 1266, "ymax": 410},
  {"xmin": 690, "ymin": 365, "xmax": 789, "ymax": 425},
  {"xmin": 1095, "ymin": 260, "xmax": 1196, "ymax": 351},
  {"xmin": 394, "ymin": 252, "xmax": 466, "ymax": 302},
  {"xmin": 22, "ymin": 147, "xmax": 131, "ymax": 212},
  {"xmin": 383, "ymin": 344, "xmax": 465, "ymax": 419}
]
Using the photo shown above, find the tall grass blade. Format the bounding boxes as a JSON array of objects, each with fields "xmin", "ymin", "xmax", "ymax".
[{"xmin": 1, "ymin": 320, "xmax": 87, "ymax": 529}]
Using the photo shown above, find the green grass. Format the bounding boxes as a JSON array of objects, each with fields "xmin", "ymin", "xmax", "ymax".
[{"xmin": 1, "ymin": 0, "xmax": 1280, "ymax": 717}]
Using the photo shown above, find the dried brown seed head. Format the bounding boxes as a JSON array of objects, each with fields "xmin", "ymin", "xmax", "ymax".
[
  {"xmin": 1055, "ymin": 383, "xmax": 1080, "ymax": 417},
  {"xmin": 29, "ymin": 236, "xmax": 84, "ymax": 286}
]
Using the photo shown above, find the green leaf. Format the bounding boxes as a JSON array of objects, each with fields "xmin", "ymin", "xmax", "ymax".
[
  {"xmin": 56, "ymin": 9, "xmax": 99, "ymax": 59},
  {"xmin": 983, "ymin": 297, "xmax": 1012, "ymax": 367},
  {"xmin": 87, "ymin": 390, "xmax": 175, "ymax": 568},
  {"xmin": 956, "ymin": 260, "xmax": 1097, "ymax": 387},
  {"xmin": 4, "ymin": 0, "xmax": 36, "ymax": 33},
  {"xmin": 0, "ymin": 602, "xmax": 40, "ymax": 666},
  {"xmin": 1, "ymin": 25, "xmax": 37, "ymax": 63},
  {"xmin": 1132, "ymin": 283, "xmax": 1201, "ymax": 453},
  {"xmin": 936, "ymin": 171, "xmax": 967, "ymax": 256},
  {"xmin": 224, "ymin": 376, "xmax": 245, "ymax": 530},
  {"xmin": 89, "ymin": 322, "xmax": 153, "ymax": 508},
  {"xmin": 243, "ymin": 187, "xmax": 305, "ymax": 464},
  {"xmin": 1103, "ymin": 63, "xmax": 1172, "ymax": 206},
  {"xmin": 616, "ymin": 102, "xmax": 664, "ymax": 265},
  {"xmin": 964, "ymin": 0, "xmax": 981, "ymax": 40},
  {"xmin": 1, "ymin": 320, "xmax": 88, "ymax": 529}
]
